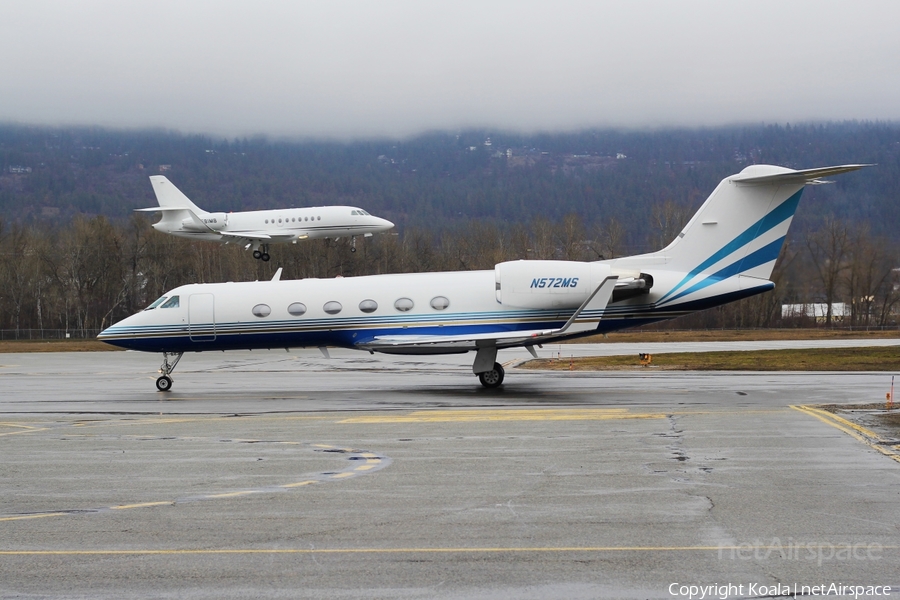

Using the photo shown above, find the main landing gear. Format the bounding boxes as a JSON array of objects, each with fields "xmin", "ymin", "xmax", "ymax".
[
  {"xmin": 251, "ymin": 243, "xmax": 270, "ymax": 261},
  {"xmin": 473, "ymin": 345, "xmax": 504, "ymax": 389},
  {"xmin": 156, "ymin": 351, "xmax": 183, "ymax": 392},
  {"xmin": 478, "ymin": 362, "xmax": 505, "ymax": 388},
  {"xmin": 350, "ymin": 236, "xmax": 357, "ymax": 253}
]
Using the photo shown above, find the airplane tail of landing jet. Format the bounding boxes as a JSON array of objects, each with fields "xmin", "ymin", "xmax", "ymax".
[
  {"xmin": 102, "ymin": 164, "xmax": 871, "ymax": 391},
  {"xmin": 147, "ymin": 176, "xmax": 206, "ymax": 212},
  {"xmin": 135, "ymin": 177, "xmax": 223, "ymax": 236}
]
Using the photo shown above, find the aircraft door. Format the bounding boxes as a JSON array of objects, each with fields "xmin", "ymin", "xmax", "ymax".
[{"xmin": 189, "ymin": 293, "xmax": 216, "ymax": 342}]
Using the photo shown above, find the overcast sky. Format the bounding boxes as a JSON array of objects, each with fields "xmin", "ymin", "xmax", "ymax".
[{"xmin": 2, "ymin": 0, "xmax": 898, "ymax": 140}]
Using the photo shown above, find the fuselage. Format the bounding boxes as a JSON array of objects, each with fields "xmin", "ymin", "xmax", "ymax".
[
  {"xmin": 97, "ymin": 264, "xmax": 772, "ymax": 354},
  {"xmin": 154, "ymin": 205, "xmax": 394, "ymax": 242}
]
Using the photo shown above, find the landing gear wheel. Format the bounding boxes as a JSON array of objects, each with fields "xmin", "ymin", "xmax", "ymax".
[
  {"xmin": 156, "ymin": 375, "xmax": 173, "ymax": 392},
  {"xmin": 478, "ymin": 362, "xmax": 505, "ymax": 388},
  {"xmin": 261, "ymin": 253, "xmax": 270, "ymax": 261},
  {"xmin": 252, "ymin": 250, "xmax": 262, "ymax": 259},
  {"xmin": 350, "ymin": 246, "xmax": 357, "ymax": 253}
]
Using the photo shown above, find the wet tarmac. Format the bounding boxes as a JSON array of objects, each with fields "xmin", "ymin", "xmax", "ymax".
[{"xmin": 1, "ymin": 345, "xmax": 899, "ymax": 599}]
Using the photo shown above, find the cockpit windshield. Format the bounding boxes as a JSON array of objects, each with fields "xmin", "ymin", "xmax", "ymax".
[
  {"xmin": 144, "ymin": 296, "xmax": 168, "ymax": 310},
  {"xmin": 144, "ymin": 295, "xmax": 181, "ymax": 310}
]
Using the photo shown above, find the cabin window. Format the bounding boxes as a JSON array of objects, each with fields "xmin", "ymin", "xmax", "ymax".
[
  {"xmin": 394, "ymin": 297, "xmax": 414, "ymax": 312},
  {"xmin": 252, "ymin": 304, "xmax": 271, "ymax": 318},
  {"xmin": 160, "ymin": 296, "xmax": 180, "ymax": 309},
  {"xmin": 278, "ymin": 218, "xmax": 282, "ymax": 223},
  {"xmin": 144, "ymin": 296, "xmax": 167, "ymax": 310},
  {"xmin": 323, "ymin": 301, "xmax": 342, "ymax": 315},
  {"xmin": 265, "ymin": 219, "xmax": 269, "ymax": 224},
  {"xmin": 351, "ymin": 210, "xmax": 358, "ymax": 215},
  {"xmin": 359, "ymin": 299, "xmax": 378, "ymax": 313},
  {"xmin": 430, "ymin": 296, "xmax": 450, "ymax": 310},
  {"xmin": 287, "ymin": 302, "xmax": 307, "ymax": 316},
  {"xmin": 317, "ymin": 216, "xmax": 321, "ymax": 220}
]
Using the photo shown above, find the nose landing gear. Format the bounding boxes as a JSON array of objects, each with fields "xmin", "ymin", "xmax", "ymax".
[{"xmin": 156, "ymin": 352, "xmax": 183, "ymax": 392}]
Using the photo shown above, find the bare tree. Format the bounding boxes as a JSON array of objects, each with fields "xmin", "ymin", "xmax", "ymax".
[
  {"xmin": 845, "ymin": 226, "xmax": 896, "ymax": 327},
  {"xmin": 648, "ymin": 200, "xmax": 691, "ymax": 251},
  {"xmin": 805, "ymin": 216, "xmax": 850, "ymax": 326}
]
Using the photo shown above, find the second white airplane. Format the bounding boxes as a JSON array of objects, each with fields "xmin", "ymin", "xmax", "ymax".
[{"xmin": 137, "ymin": 176, "xmax": 395, "ymax": 260}]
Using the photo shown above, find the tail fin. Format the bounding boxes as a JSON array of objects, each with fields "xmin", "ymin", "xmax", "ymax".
[
  {"xmin": 649, "ymin": 164, "xmax": 870, "ymax": 305},
  {"xmin": 140, "ymin": 176, "xmax": 205, "ymax": 213}
]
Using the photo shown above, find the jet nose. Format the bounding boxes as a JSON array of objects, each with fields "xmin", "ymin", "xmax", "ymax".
[{"xmin": 377, "ymin": 218, "xmax": 395, "ymax": 232}]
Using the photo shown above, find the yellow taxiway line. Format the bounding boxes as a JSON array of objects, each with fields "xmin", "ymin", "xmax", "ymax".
[
  {"xmin": 339, "ymin": 408, "xmax": 666, "ymax": 424},
  {"xmin": 792, "ymin": 405, "xmax": 900, "ymax": 464}
]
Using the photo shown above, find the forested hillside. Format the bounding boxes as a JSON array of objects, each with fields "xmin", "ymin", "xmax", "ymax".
[
  {"xmin": 2, "ymin": 122, "xmax": 899, "ymax": 244},
  {"xmin": 0, "ymin": 122, "xmax": 899, "ymax": 337}
]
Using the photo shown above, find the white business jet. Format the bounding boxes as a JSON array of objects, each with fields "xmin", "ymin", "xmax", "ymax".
[
  {"xmin": 136, "ymin": 176, "xmax": 394, "ymax": 260},
  {"xmin": 101, "ymin": 164, "xmax": 870, "ymax": 391}
]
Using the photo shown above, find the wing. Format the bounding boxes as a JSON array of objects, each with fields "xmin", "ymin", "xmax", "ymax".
[
  {"xmin": 358, "ymin": 276, "xmax": 618, "ymax": 353},
  {"xmin": 134, "ymin": 207, "xmax": 189, "ymax": 212},
  {"xmin": 219, "ymin": 230, "xmax": 301, "ymax": 243}
]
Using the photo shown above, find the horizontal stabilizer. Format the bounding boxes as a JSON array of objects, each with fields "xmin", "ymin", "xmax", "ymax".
[{"xmin": 731, "ymin": 164, "xmax": 873, "ymax": 185}]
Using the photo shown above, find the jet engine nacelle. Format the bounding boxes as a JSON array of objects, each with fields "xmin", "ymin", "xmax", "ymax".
[
  {"xmin": 181, "ymin": 212, "xmax": 227, "ymax": 232},
  {"xmin": 494, "ymin": 260, "xmax": 613, "ymax": 309}
]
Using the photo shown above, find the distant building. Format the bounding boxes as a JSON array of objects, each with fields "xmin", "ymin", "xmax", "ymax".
[
  {"xmin": 8, "ymin": 165, "xmax": 31, "ymax": 174},
  {"xmin": 159, "ymin": 164, "xmax": 171, "ymax": 172},
  {"xmin": 781, "ymin": 303, "xmax": 848, "ymax": 322}
]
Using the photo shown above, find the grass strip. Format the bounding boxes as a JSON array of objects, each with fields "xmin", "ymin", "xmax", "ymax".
[{"xmin": 525, "ymin": 346, "xmax": 900, "ymax": 371}]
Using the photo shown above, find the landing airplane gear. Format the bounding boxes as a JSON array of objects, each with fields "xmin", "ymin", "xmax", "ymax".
[
  {"xmin": 251, "ymin": 244, "xmax": 270, "ymax": 261},
  {"xmin": 156, "ymin": 351, "xmax": 183, "ymax": 392},
  {"xmin": 478, "ymin": 362, "xmax": 505, "ymax": 388}
]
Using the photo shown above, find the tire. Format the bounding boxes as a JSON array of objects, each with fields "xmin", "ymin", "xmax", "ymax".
[
  {"xmin": 156, "ymin": 375, "xmax": 173, "ymax": 392},
  {"xmin": 261, "ymin": 253, "xmax": 271, "ymax": 262},
  {"xmin": 252, "ymin": 250, "xmax": 262, "ymax": 259},
  {"xmin": 478, "ymin": 362, "xmax": 505, "ymax": 388}
]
